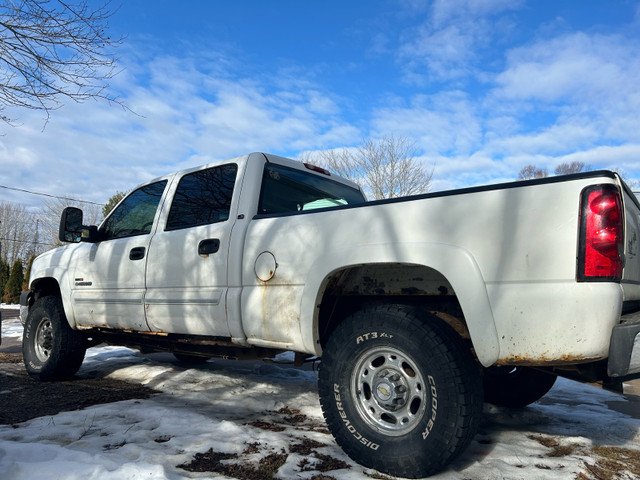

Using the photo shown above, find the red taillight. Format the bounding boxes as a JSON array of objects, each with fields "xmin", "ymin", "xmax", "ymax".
[{"xmin": 578, "ymin": 184, "xmax": 624, "ymax": 281}]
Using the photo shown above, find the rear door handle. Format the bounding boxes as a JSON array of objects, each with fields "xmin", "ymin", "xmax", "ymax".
[
  {"xmin": 129, "ymin": 247, "xmax": 146, "ymax": 261},
  {"xmin": 198, "ymin": 238, "xmax": 220, "ymax": 256}
]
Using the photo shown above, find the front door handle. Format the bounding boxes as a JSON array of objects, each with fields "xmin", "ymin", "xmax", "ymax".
[
  {"xmin": 198, "ymin": 238, "xmax": 220, "ymax": 256},
  {"xmin": 129, "ymin": 247, "xmax": 146, "ymax": 261}
]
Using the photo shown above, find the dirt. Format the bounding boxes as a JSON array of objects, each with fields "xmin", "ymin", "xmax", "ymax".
[
  {"xmin": 0, "ymin": 332, "xmax": 349, "ymax": 479},
  {"xmin": 0, "ymin": 340, "xmax": 156, "ymax": 425}
]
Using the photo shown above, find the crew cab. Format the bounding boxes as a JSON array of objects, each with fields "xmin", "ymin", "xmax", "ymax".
[{"xmin": 14, "ymin": 152, "xmax": 640, "ymax": 478}]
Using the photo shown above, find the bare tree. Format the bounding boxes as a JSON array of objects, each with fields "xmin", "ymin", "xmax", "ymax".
[
  {"xmin": 305, "ymin": 135, "xmax": 434, "ymax": 200},
  {"xmin": 519, "ymin": 161, "xmax": 594, "ymax": 180},
  {"xmin": 554, "ymin": 161, "xmax": 591, "ymax": 175},
  {"xmin": 41, "ymin": 196, "xmax": 101, "ymax": 248},
  {"xmin": 0, "ymin": 201, "xmax": 38, "ymax": 264},
  {"xmin": 517, "ymin": 165, "xmax": 548, "ymax": 180},
  {"xmin": 612, "ymin": 168, "xmax": 640, "ymax": 190},
  {"xmin": 0, "ymin": 0, "xmax": 122, "ymax": 125}
]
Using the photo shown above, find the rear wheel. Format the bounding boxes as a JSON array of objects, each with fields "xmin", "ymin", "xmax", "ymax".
[
  {"xmin": 483, "ymin": 366, "xmax": 557, "ymax": 408},
  {"xmin": 23, "ymin": 296, "xmax": 87, "ymax": 381},
  {"xmin": 318, "ymin": 305, "xmax": 482, "ymax": 478}
]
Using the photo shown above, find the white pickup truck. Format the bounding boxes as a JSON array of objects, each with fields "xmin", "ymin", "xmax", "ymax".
[{"xmin": 12, "ymin": 152, "xmax": 640, "ymax": 478}]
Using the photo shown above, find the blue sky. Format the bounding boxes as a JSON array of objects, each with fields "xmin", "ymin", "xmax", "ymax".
[{"xmin": 1, "ymin": 0, "xmax": 640, "ymax": 209}]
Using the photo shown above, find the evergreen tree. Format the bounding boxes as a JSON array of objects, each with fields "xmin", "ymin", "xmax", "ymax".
[
  {"xmin": 0, "ymin": 259, "xmax": 9, "ymax": 303},
  {"xmin": 5, "ymin": 258, "xmax": 24, "ymax": 304},
  {"xmin": 102, "ymin": 191, "xmax": 126, "ymax": 218},
  {"xmin": 24, "ymin": 253, "xmax": 36, "ymax": 290}
]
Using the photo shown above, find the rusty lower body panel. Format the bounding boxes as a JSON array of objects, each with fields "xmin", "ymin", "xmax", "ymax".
[{"xmin": 85, "ymin": 328, "xmax": 284, "ymax": 361}]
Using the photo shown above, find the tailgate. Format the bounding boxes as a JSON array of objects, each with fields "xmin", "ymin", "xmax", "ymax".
[{"xmin": 621, "ymin": 178, "xmax": 640, "ymax": 302}]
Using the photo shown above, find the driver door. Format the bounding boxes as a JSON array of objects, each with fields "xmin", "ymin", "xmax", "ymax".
[{"xmin": 71, "ymin": 181, "xmax": 167, "ymax": 331}]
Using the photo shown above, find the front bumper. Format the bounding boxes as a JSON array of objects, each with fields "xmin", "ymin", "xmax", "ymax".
[{"xmin": 608, "ymin": 310, "xmax": 640, "ymax": 379}]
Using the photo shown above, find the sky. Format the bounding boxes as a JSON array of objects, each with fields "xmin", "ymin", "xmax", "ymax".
[
  {"xmin": 1, "ymin": 0, "xmax": 640, "ymax": 211},
  {"xmin": 1, "ymin": 316, "xmax": 640, "ymax": 479}
]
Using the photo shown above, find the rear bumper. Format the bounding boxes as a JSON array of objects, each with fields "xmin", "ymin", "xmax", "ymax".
[{"xmin": 608, "ymin": 310, "xmax": 640, "ymax": 379}]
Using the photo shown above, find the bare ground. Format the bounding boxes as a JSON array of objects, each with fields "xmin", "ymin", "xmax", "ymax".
[{"xmin": 0, "ymin": 335, "xmax": 156, "ymax": 425}]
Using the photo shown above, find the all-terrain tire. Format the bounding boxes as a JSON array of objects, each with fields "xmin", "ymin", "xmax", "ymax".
[
  {"xmin": 483, "ymin": 366, "xmax": 557, "ymax": 408},
  {"xmin": 318, "ymin": 305, "xmax": 483, "ymax": 478},
  {"xmin": 23, "ymin": 296, "xmax": 87, "ymax": 381}
]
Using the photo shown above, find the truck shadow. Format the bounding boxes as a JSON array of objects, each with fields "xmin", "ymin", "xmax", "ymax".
[
  {"xmin": 2, "ymin": 343, "xmax": 638, "ymax": 478},
  {"xmin": 452, "ymin": 377, "xmax": 640, "ymax": 473},
  {"xmin": 78, "ymin": 348, "xmax": 640, "ymax": 475}
]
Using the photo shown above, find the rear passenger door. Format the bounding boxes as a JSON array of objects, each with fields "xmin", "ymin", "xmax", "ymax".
[{"xmin": 144, "ymin": 163, "xmax": 238, "ymax": 337}]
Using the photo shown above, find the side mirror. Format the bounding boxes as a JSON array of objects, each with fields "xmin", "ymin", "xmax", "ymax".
[
  {"xmin": 59, "ymin": 208, "xmax": 101, "ymax": 243},
  {"xmin": 59, "ymin": 207, "xmax": 83, "ymax": 243}
]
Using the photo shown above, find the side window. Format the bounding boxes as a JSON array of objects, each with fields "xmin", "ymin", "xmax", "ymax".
[
  {"xmin": 101, "ymin": 181, "xmax": 167, "ymax": 240},
  {"xmin": 258, "ymin": 164, "xmax": 365, "ymax": 215},
  {"xmin": 166, "ymin": 163, "xmax": 238, "ymax": 231}
]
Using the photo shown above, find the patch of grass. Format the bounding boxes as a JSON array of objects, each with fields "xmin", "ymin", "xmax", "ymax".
[
  {"xmin": 528, "ymin": 434, "xmax": 580, "ymax": 458},
  {"xmin": 298, "ymin": 452, "xmax": 351, "ymax": 473},
  {"xmin": 0, "ymin": 352, "xmax": 22, "ymax": 364},
  {"xmin": 178, "ymin": 448, "xmax": 288, "ymax": 480},
  {"xmin": 178, "ymin": 449, "xmax": 238, "ymax": 473},
  {"xmin": 312, "ymin": 453, "xmax": 351, "ymax": 472},
  {"xmin": 582, "ymin": 446, "xmax": 640, "ymax": 480},
  {"xmin": 364, "ymin": 471, "xmax": 396, "ymax": 479},
  {"xmin": 548, "ymin": 444, "xmax": 580, "ymax": 458},
  {"xmin": 245, "ymin": 420, "xmax": 286, "ymax": 432},
  {"xmin": 290, "ymin": 438, "xmax": 326, "ymax": 456},
  {"xmin": 277, "ymin": 406, "xmax": 300, "ymax": 415},
  {"xmin": 244, "ymin": 442, "xmax": 261, "ymax": 454}
]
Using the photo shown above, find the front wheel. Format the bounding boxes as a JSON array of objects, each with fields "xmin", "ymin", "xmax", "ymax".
[
  {"xmin": 318, "ymin": 305, "xmax": 483, "ymax": 478},
  {"xmin": 23, "ymin": 296, "xmax": 87, "ymax": 381}
]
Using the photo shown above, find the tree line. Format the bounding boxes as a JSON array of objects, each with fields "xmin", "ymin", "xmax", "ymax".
[
  {"xmin": 518, "ymin": 161, "xmax": 640, "ymax": 189},
  {"xmin": 0, "ymin": 192, "xmax": 123, "ymax": 304}
]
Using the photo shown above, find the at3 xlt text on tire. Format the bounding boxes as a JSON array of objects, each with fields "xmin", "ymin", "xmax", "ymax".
[
  {"xmin": 318, "ymin": 305, "xmax": 483, "ymax": 478},
  {"xmin": 23, "ymin": 295, "xmax": 87, "ymax": 381}
]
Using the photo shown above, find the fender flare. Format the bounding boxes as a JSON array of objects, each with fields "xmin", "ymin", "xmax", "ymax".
[
  {"xmin": 29, "ymin": 268, "xmax": 77, "ymax": 329},
  {"xmin": 299, "ymin": 242, "xmax": 500, "ymax": 367}
]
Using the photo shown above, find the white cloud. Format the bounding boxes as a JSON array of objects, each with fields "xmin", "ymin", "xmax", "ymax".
[
  {"xmin": 495, "ymin": 33, "xmax": 640, "ymax": 105},
  {"xmin": 0, "ymin": 50, "xmax": 359, "ymax": 209},
  {"xmin": 485, "ymin": 122, "xmax": 599, "ymax": 156},
  {"xmin": 371, "ymin": 91, "xmax": 482, "ymax": 155},
  {"xmin": 396, "ymin": 0, "xmax": 522, "ymax": 82}
]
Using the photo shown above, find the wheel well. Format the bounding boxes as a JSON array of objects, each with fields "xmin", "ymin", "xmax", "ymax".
[
  {"xmin": 30, "ymin": 277, "xmax": 62, "ymax": 301},
  {"xmin": 317, "ymin": 264, "xmax": 470, "ymax": 348}
]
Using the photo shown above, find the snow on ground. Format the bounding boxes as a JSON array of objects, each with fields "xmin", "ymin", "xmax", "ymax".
[
  {"xmin": 1, "ymin": 317, "xmax": 639, "ymax": 480},
  {"xmin": 0, "ymin": 304, "xmax": 20, "ymax": 309}
]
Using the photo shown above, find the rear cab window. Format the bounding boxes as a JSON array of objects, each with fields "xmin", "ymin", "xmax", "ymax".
[{"xmin": 258, "ymin": 163, "xmax": 365, "ymax": 215}]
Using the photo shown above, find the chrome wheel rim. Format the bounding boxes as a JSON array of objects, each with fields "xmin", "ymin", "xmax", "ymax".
[
  {"xmin": 35, "ymin": 317, "xmax": 53, "ymax": 362},
  {"xmin": 351, "ymin": 346, "xmax": 427, "ymax": 436}
]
